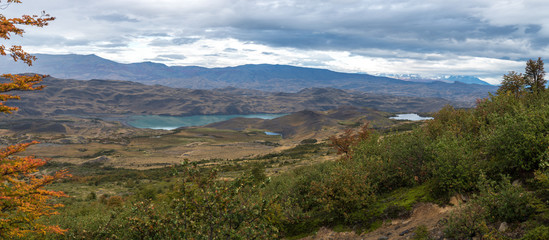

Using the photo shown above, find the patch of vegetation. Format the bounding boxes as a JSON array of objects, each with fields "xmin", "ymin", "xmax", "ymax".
[
  {"xmin": 256, "ymin": 142, "xmax": 328, "ymax": 160},
  {"xmin": 80, "ymin": 149, "xmax": 116, "ymax": 159}
]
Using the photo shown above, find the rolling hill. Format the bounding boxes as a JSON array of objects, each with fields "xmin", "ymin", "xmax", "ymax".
[{"xmin": 6, "ymin": 77, "xmax": 458, "ymax": 118}]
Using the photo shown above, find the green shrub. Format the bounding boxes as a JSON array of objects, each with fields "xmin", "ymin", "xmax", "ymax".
[
  {"xmin": 444, "ymin": 175, "xmax": 536, "ymax": 238},
  {"xmin": 427, "ymin": 134, "xmax": 480, "ymax": 198},
  {"xmin": 353, "ymin": 131, "xmax": 431, "ymax": 193},
  {"xmin": 485, "ymin": 106, "xmax": 549, "ymax": 174},
  {"xmin": 476, "ymin": 175, "xmax": 534, "ymax": 223},
  {"xmin": 307, "ymin": 161, "xmax": 377, "ymax": 224},
  {"xmin": 413, "ymin": 225, "xmax": 431, "ymax": 240},
  {"xmin": 444, "ymin": 202, "xmax": 489, "ymax": 239},
  {"xmin": 521, "ymin": 225, "xmax": 549, "ymax": 240}
]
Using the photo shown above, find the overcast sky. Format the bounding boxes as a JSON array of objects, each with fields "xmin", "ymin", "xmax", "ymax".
[{"xmin": 4, "ymin": 0, "xmax": 549, "ymax": 84}]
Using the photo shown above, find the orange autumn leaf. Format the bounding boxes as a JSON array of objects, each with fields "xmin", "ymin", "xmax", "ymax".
[{"xmin": 0, "ymin": 1, "xmax": 69, "ymax": 238}]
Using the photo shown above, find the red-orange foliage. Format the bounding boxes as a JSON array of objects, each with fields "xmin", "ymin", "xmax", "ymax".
[
  {"xmin": 0, "ymin": 1, "xmax": 69, "ymax": 238},
  {"xmin": 1, "ymin": 0, "xmax": 55, "ymax": 66},
  {"xmin": 329, "ymin": 122, "xmax": 372, "ymax": 160},
  {"xmin": 0, "ymin": 142, "xmax": 70, "ymax": 238}
]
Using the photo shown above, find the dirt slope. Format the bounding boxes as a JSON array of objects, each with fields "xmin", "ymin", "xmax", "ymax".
[{"xmin": 302, "ymin": 203, "xmax": 454, "ymax": 240}]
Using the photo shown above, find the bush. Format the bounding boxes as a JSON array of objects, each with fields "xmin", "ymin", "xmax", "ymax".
[
  {"xmin": 109, "ymin": 162, "xmax": 282, "ymax": 239},
  {"xmin": 485, "ymin": 105, "xmax": 549, "ymax": 174},
  {"xmin": 444, "ymin": 175, "xmax": 535, "ymax": 238},
  {"xmin": 521, "ymin": 225, "xmax": 549, "ymax": 240},
  {"xmin": 353, "ymin": 130, "xmax": 430, "ymax": 193},
  {"xmin": 444, "ymin": 200, "xmax": 489, "ymax": 239},
  {"xmin": 307, "ymin": 161, "xmax": 377, "ymax": 224},
  {"xmin": 476, "ymin": 175, "xmax": 534, "ymax": 223},
  {"xmin": 106, "ymin": 196, "xmax": 124, "ymax": 208},
  {"xmin": 413, "ymin": 225, "xmax": 431, "ymax": 240},
  {"xmin": 427, "ymin": 134, "xmax": 480, "ymax": 198}
]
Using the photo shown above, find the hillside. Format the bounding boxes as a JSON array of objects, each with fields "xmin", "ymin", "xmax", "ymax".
[
  {"xmin": 207, "ymin": 106, "xmax": 393, "ymax": 138},
  {"xmin": 6, "ymin": 77, "xmax": 458, "ymax": 118},
  {"xmin": 0, "ymin": 54, "xmax": 497, "ymax": 103}
]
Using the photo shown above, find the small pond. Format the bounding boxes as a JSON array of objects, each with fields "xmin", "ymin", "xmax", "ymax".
[{"xmin": 390, "ymin": 113, "xmax": 433, "ymax": 121}]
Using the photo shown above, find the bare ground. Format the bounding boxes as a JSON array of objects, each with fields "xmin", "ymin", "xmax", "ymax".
[{"xmin": 301, "ymin": 203, "xmax": 454, "ymax": 240}]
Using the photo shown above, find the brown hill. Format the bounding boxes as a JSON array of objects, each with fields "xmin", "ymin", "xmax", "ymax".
[
  {"xmin": 206, "ymin": 106, "xmax": 393, "ymax": 138},
  {"xmin": 6, "ymin": 77, "xmax": 460, "ymax": 119}
]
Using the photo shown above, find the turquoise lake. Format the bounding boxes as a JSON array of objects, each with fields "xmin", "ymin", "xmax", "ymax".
[{"xmin": 126, "ymin": 114, "xmax": 287, "ymax": 130}]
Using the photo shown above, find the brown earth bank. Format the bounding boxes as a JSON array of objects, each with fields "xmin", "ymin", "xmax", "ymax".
[
  {"xmin": 302, "ymin": 203, "xmax": 454, "ymax": 240},
  {"xmin": 4, "ymin": 77, "xmax": 462, "ymax": 119}
]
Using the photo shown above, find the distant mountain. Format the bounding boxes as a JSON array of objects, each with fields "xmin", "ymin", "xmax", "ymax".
[
  {"xmin": 379, "ymin": 73, "xmax": 492, "ymax": 85},
  {"xmin": 0, "ymin": 54, "xmax": 497, "ymax": 103},
  {"xmin": 443, "ymin": 75, "xmax": 492, "ymax": 85}
]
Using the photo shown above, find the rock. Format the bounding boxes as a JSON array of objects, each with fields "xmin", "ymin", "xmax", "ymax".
[
  {"xmin": 378, "ymin": 237, "xmax": 389, "ymax": 240},
  {"xmin": 450, "ymin": 194, "xmax": 467, "ymax": 206},
  {"xmin": 449, "ymin": 196, "xmax": 460, "ymax": 206},
  {"xmin": 499, "ymin": 222, "xmax": 508, "ymax": 232},
  {"xmin": 399, "ymin": 229, "xmax": 411, "ymax": 236}
]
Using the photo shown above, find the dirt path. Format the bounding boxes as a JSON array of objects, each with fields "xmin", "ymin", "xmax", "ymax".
[{"xmin": 301, "ymin": 203, "xmax": 454, "ymax": 240}]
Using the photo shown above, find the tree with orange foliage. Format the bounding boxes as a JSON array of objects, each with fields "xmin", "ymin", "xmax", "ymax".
[
  {"xmin": 329, "ymin": 122, "xmax": 372, "ymax": 160},
  {"xmin": 0, "ymin": 0, "xmax": 69, "ymax": 238}
]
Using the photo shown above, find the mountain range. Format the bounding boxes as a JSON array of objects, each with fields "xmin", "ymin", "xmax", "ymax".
[
  {"xmin": 0, "ymin": 54, "xmax": 497, "ymax": 103},
  {"xmin": 378, "ymin": 73, "xmax": 492, "ymax": 85}
]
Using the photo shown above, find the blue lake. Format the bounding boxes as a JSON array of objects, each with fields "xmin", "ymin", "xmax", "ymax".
[
  {"xmin": 390, "ymin": 113, "xmax": 433, "ymax": 121},
  {"xmin": 127, "ymin": 114, "xmax": 287, "ymax": 130}
]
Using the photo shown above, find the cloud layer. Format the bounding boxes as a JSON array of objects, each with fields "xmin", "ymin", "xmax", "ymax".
[{"xmin": 5, "ymin": 0, "xmax": 549, "ymax": 84}]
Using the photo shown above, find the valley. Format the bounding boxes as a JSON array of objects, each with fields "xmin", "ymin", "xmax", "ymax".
[
  {"xmin": 0, "ymin": 75, "xmax": 439, "ymax": 172},
  {"xmin": 1, "ymin": 0, "xmax": 547, "ymax": 238}
]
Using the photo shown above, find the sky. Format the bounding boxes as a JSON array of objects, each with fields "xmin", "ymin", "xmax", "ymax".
[{"xmin": 4, "ymin": 0, "xmax": 549, "ymax": 84}]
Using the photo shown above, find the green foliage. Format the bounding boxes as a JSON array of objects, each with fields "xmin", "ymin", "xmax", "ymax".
[
  {"xmin": 427, "ymin": 134, "xmax": 480, "ymax": 198},
  {"xmin": 476, "ymin": 175, "xmax": 534, "ymax": 223},
  {"xmin": 307, "ymin": 161, "xmax": 376, "ymax": 224},
  {"xmin": 108, "ymin": 162, "xmax": 282, "ymax": 239},
  {"xmin": 39, "ymin": 162, "xmax": 282, "ymax": 239},
  {"xmin": 484, "ymin": 101, "xmax": 549, "ymax": 174},
  {"xmin": 525, "ymin": 57, "xmax": 546, "ymax": 93},
  {"xmin": 521, "ymin": 225, "xmax": 549, "ymax": 240},
  {"xmin": 412, "ymin": 225, "xmax": 431, "ymax": 240},
  {"xmin": 353, "ymin": 130, "xmax": 431, "ymax": 192},
  {"xmin": 498, "ymin": 71, "xmax": 527, "ymax": 97},
  {"xmin": 444, "ymin": 197, "xmax": 489, "ymax": 239},
  {"xmin": 444, "ymin": 175, "xmax": 535, "ymax": 238}
]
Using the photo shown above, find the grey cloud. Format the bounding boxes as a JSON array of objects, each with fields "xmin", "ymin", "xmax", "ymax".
[
  {"xmin": 143, "ymin": 33, "xmax": 171, "ymax": 37},
  {"xmin": 94, "ymin": 13, "xmax": 139, "ymax": 22},
  {"xmin": 223, "ymin": 48, "xmax": 238, "ymax": 52},
  {"xmin": 96, "ymin": 42, "xmax": 128, "ymax": 48},
  {"xmin": 156, "ymin": 54, "xmax": 186, "ymax": 60},
  {"xmin": 525, "ymin": 25, "xmax": 542, "ymax": 34},
  {"xmin": 149, "ymin": 39, "xmax": 174, "ymax": 47},
  {"xmin": 148, "ymin": 0, "xmax": 544, "ymax": 61},
  {"xmin": 15, "ymin": 0, "xmax": 549, "ymax": 80},
  {"xmin": 172, "ymin": 37, "xmax": 201, "ymax": 45}
]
